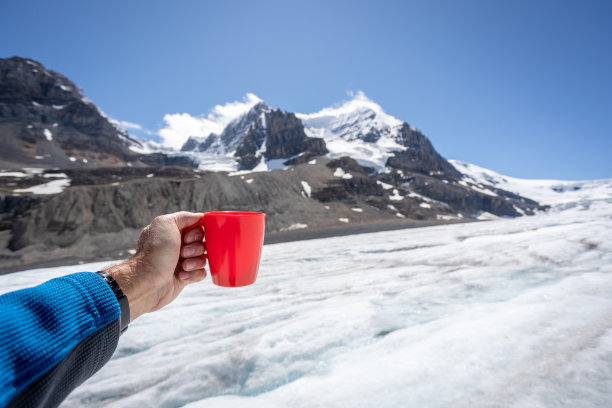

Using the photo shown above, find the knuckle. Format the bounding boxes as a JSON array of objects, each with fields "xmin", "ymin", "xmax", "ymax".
[{"xmin": 152, "ymin": 215, "xmax": 165, "ymax": 225}]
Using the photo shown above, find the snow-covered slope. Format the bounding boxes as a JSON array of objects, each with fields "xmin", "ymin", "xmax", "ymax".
[
  {"xmin": 1, "ymin": 180, "xmax": 611, "ymax": 408},
  {"xmin": 296, "ymin": 91, "xmax": 407, "ymax": 171},
  {"xmin": 450, "ymin": 159, "xmax": 612, "ymax": 211}
]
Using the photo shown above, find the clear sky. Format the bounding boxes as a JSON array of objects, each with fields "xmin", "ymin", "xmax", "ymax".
[{"xmin": 1, "ymin": 0, "xmax": 610, "ymax": 180}]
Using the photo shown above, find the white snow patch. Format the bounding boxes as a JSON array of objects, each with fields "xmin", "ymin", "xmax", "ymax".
[
  {"xmin": 351, "ymin": 208, "xmax": 363, "ymax": 213},
  {"xmin": 471, "ymin": 184, "xmax": 498, "ymax": 197},
  {"xmin": 301, "ymin": 181, "xmax": 312, "ymax": 198},
  {"xmin": 146, "ymin": 173, "xmax": 154, "ymax": 178},
  {"xmin": 251, "ymin": 159, "xmax": 268, "ymax": 172},
  {"xmin": 387, "ymin": 204, "xmax": 398, "ymax": 211},
  {"xmin": 246, "ymin": 179, "xmax": 254, "ymax": 184},
  {"xmin": 0, "ymin": 172, "xmax": 29, "ymax": 177},
  {"xmin": 419, "ymin": 202, "xmax": 431, "ymax": 209},
  {"xmin": 22, "ymin": 168, "xmax": 44, "ymax": 174},
  {"xmin": 436, "ymin": 214, "xmax": 461, "ymax": 221},
  {"xmin": 332, "ymin": 167, "xmax": 352, "ymax": 179},
  {"xmin": 280, "ymin": 223, "xmax": 308, "ymax": 232},
  {"xmin": 228, "ymin": 169, "xmax": 254, "ymax": 177},
  {"xmin": 396, "ymin": 212, "xmax": 406, "ymax": 218},
  {"xmin": 407, "ymin": 191, "xmax": 449, "ymax": 207},
  {"xmin": 69, "ymin": 157, "xmax": 77, "ymax": 162},
  {"xmin": 59, "ymin": 84, "xmax": 72, "ymax": 92},
  {"xmin": 43, "ymin": 129, "xmax": 53, "ymax": 141},
  {"xmin": 389, "ymin": 189, "xmax": 403, "ymax": 201},
  {"xmin": 13, "ymin": 178, "xmax": 71, "ymax": 195},
  {"xmin": 52, "ymin": 104, "xmax": 66, "ymax": 110},
  {"xmin": 338, "ymin": 217, "xmax": 349, "ymax": 223},
  {"xmin": 32, "ymin": 101, "xmax": 42, "ymax": 107},
  {"xmin": 52, "ymin": 123, "xmax": 59, "ymax": 127},
  {"xmin": 43, "ymin": 173, "xmax": 68, "ymax": 179},
  {"xmin": 476, "ymin": 211, "xmax": 502, "ymax": 221},
  {"xmin": 377, "ymin": 180, "xmax": 393, "ymax": 190},
  {"xmin": 308, "ymin": 159, "xmax": 317, "ymax": 165},
  {"xmin": 513, "ymin": 205, "xmax": 526, "ymax": 216}
]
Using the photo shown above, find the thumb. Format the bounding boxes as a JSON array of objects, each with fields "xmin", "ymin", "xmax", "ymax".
[{"xmin": 172, "ymin": 211, "xmax": 205, "ymax": 230}]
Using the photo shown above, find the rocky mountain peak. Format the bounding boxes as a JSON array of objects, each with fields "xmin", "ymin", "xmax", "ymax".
[
  {"xmin": 0, "ymin": 57, "xmax": 193, "ymax": 169},
  {"xmin": 181, "ymin": 101, "xmax": 270, "ymax": 154}
]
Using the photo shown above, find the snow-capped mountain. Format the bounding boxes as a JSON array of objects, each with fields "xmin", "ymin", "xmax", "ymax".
[
  {"xmin": 180, "ymin": 102, "xmax": 328, "ymax": 171},
  {"xmin": 178, "ymin": 91, "xmax": 460, "ymax": 180},
  {"xmin": 296, "ymin": 91, "xmax": 412, "ymax": 171}
]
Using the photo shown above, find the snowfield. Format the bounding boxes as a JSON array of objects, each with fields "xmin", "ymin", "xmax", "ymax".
[{"xmin": 1, "ymin": 179, "xmax": 611, "ymax": 408}]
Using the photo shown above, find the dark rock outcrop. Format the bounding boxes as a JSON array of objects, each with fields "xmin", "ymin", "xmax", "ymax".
[
  {"xmin": 386, "ymin": 123, "xmax": 462, "ymax": 181},
  {"xmin": 235, "ymin": 109, "xmax": 328, "ymax": 170}
]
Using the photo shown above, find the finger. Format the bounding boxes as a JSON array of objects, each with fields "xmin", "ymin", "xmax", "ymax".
[
  {"xmin": 182, "ymin": 256, "xmax": 207, "ymax": 271},
  {"xmin": 173, "ymin": 211, "xmax": 205, "ymax": 230},
  {"xmin": 178, "ymin": 268, "xmax": 207, "ymax": 283},
  {"xmin": 184, "ymin": 226, "xmax": 204, "ymax": 244},
  {"xmin": 181, "ymin": 242, "xmax": 206, "ymax": 258}
]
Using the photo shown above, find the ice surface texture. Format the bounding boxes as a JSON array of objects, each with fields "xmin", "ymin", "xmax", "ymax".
[{"xmin": 1, "ymin": 182, "xmax": 611, "ymax": 408}]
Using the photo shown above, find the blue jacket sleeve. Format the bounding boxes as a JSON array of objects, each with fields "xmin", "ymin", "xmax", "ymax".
[{"xmin": 0, "ymin": 272, "xmax": 121, "ymax": 407}]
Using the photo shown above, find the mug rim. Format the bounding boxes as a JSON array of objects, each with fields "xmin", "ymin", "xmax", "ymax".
[{"xmin": 204, "ymin": 211, "xmax": 265, "ymax": 217}]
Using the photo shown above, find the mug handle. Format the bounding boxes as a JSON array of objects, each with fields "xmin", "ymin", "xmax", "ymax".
[
  {"xmin": 185, "ymin": 213, "xmax": 206, "ymax": 232},
  {"xmin": 181, "ymin": 215, "xmax": 207, "ymax": 262},
  {"xmin": 182, "ymin": 214, "xmax": 206, "ymax": 244}
]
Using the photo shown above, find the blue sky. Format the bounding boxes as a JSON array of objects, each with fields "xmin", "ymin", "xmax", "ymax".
[{"xmin": 1, "ymin": 0, "xmax": 610, "ymax": 180}]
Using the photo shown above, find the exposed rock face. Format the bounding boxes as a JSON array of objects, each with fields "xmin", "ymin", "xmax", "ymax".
[
  {"xmin": 0, "ymin": 57, "xmax": 195, "ymax": 169},
  {"xmin": 235, "ymin": 109, "xmax": 328, "ymax": 169},
  {"xmin": 386, "ymin": 124, "xmax": 462, "ymax": 181}
]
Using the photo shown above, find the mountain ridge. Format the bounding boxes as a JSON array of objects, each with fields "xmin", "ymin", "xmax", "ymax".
[{"xmin": 0, "ymin": 56, "xmax": 196, "ymax": 169}]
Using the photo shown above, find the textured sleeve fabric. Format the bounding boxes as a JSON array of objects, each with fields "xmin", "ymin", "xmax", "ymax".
[
  {"xmin": 0, "ymin": 272, "xmax": 121, "ymax": 407},
  {"xmin": 7, "ymin": 319, "xmax": 119, "ymax": 408}
]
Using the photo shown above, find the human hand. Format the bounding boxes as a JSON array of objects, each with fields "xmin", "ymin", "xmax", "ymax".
[{"xmin": 104, "ymin": 211, "xmax": 207, "ymax": 322}]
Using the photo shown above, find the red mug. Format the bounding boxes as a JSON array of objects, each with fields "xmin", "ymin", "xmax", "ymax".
[{"xmin": 186, "ymin": 211, "xmax": 265, "ymax": 287}]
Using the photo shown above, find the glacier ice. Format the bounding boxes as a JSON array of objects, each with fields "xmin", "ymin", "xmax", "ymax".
[{"xmin": 0, "ymin": 180, "xmax": 610, "ymax": 408}]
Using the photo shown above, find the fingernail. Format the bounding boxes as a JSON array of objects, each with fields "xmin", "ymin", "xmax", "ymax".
[
  {"xmin": 184, "ymin": 246, "xmax": 194, "ymax": 257},
  {"xmin": 179, "ymin": 271, "xmax": 192, "ymax": 281}
]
